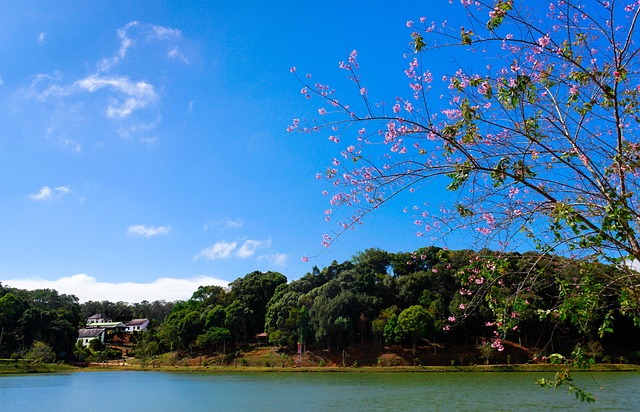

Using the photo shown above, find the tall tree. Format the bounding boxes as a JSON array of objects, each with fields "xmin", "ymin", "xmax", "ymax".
[
  {"xmin": 228, "ymin": 271, "xmax": 287, "ymax": 336},
  {"xmin": 397, "ymin": 305, "xmax": 434, "ymax": 355},
  {"xmin": 292, "ymin": 0, "xmax": 640, "ymax": 370}
]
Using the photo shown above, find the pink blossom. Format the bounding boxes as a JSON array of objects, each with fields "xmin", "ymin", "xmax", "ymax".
[
  {"xmin": 448, "ymin": 316, "xmax": 456, "ymax": 322},
  {"xmin": 318, "ymin": 108, "xmax": 326, "ymax": 115},
  {"xmin": 290, "ymin": 67, "xmax": 296, "ymax": 73},
  {"xmin": 349, "ymin": 49, "xmax": 358, "ymax": 63},
  {"xmin": 459, "ymin": 303, "xmax": 466, "ymax": 310},
  {"xmin": 404, "ymin": 101, "xmax": 414, "ymax": 112},
  {"xmin": 569, "ymin": 85, "xmax": 579, "ymax": 95},
  {"xmin": 537, "ymin": 35, "xmax": 550, "ymax": 48},
  {"xmin": 491, "ymin": 338, "xmax": 504, "ymax": 351},
  {"xmin": 301, "ymin": 256, "xmax": 309, "ymax": 262}
]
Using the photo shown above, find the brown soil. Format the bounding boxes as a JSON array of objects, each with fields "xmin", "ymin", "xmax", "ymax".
[{"xmin": 171, "ymin": 340, "xmax": 534, "ymax": 369}]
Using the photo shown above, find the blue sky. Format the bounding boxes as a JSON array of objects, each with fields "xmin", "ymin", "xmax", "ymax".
[{"xmin": 0, "ymin": 1, "xmax": 462, "ymax": 302}]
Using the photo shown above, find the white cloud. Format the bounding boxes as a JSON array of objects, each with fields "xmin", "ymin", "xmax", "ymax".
[
  {"xmin": 74, "ymin": 75, "xmax": 158, "ymax": 118},
  {"xmin": 0, "ymin": 273, "xmax": 228, "ymax": 303},
  {"xmin": 97, "ymin": 21, "xmax": 138, "ymax": 72},
  {"xmin": 167, "ymin": 46, "xmax": 189, "ymax": 64},
  {"xmin": 236, "ymin": 238, "xmax": 271, "ymax": 258},
  {"xmin": 195, "ymin": 238, "xmax": 274, "ymax": 260},
  {"xmin": 29, "ymin": 185, "xmax": 71, "ymax": 201},
  {"xmin": 26, "ymin": 21, "xmax": 188, "ymax": 145},
  {"xmin": 196, "ymin": 240, "xmax": 238, "ymax": 260},
  {"xmin": 149, "ymin": 25, "xmax": 182, "ymax": 40},
  {"xmin": 258, "ymin": 253, "xmax": 288, "ymax": 267},
  {"xmin": 127, "ymin": 224, "xmax": 171, "ymax": 237},
  {"xmin": 204, "ymin": 217, "xmax": 244, "ymax": 231},
  {"xmin": 37, "ymin": 32, "xmax": 46, "ymax": 45},
  {"xmin": 97, "ymin": 22, "xmax": 185, "ymax": 72},
  {"xmin": 33, "ymin": 74, "xmax": 158, "ymax": 120}
]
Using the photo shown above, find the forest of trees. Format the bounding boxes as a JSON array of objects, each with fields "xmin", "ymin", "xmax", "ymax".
[
  {"xmin": 0, "ymin": 285, "xmax": 173, "ymax": 360},
  {"xmin": 1, "ymin": 247, "xmax": 639, "ymax": 364}
]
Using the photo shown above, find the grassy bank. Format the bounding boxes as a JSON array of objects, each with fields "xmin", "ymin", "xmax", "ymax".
[
  {"xmin": 0, "ymin": 359, "xmax": 78, "ymax": 374},
  {"xmin": 78, "ymin": 361, "xmax": 640, "ymax": 374},
  {"xmin": 2, "ymin": 359, "xmax": 638, "ymax": 375}
]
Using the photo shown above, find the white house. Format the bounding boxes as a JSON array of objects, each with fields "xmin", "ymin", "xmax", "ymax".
[
  {"xmin": 87, "ymin": 313, "xmax": 112, "ymax": 324},
  {"xmin": 126, "ymin": 318, "xmax": 149, "ymax": 332},
  {"xmin": 77, "ymin": 328, "xmax": 106, "ymax": 347}
]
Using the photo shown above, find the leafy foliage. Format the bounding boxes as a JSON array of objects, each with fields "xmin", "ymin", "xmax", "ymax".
[{"xmin": 290, "ymin": 0, "xmax": 640, "ymax": 399}]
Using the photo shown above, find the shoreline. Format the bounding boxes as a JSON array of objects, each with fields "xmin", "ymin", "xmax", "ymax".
[
  {"xmin": 3, "ymin": 361, "xmax": 638, "ymax": 375},
  {"xmin": 79, "ymin": 363, "xmax": 640, "ymax": 373}
]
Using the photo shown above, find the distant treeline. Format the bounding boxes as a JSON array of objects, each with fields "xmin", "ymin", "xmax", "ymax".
[
  {"xmin": 1, "ymin": 247, "xmax": 639, "ymax": 362},
  {"xmin": 0, "ymin": 286, "xmax": 173, "ymax": 359}
]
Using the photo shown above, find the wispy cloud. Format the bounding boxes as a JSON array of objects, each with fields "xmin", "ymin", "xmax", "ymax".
[
  {"xmin": 97, "ymin": 22, "xmax": 184, "ymax": 72},
  {"xmin": 236, "ymin": 238, "xmax": 272, "ymax": 258},
  {"xmin": 0, "ymin": 273, "xmax": 228, "ymax": 303},
  {"xmin": 37, "ymin": 32, "xmax": 46, "ymax": 45},
  {"xmin": 195, "ymin": 238, "xmax": 273, "ymax": 261},
  {"xmin": 27, "ymin": 21, "xmax": 188, "ymax": 145},
  {"xmin": 97, "ymin": 21, "xmax": 139, "ymax": 72},
  {"xmin": 195, "ymin": 240, "xmax": 238, "ymax": 260},
  {"xmin": 167, "ymin": 47, "xmax": 189, "ymax": 63},
  {"xmin": 76, "ymin": 75, "xmax": 158, "ymax": 119},
  {"xmin": 29, "ymin": 185, "xmax": 71, "ymax": 201},
  {"xmin": 127, "ymin": 224, "xmax": 171, "ymax": 238},
  {"xmin": 258, "ymin": 253, "xmax": 288, "ymax": 267},
  {"xmin": 204, "ymin": 217, "xmax": 244, "ymax": 231},
  {"xmin": 149, "ymin": 25, "xmax": 182, "ymax": 40}
]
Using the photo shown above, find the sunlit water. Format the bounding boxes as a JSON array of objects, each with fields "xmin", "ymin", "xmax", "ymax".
[{"xmin": 1, "ymin": 370, "xmax": 639, "ymax": 411}]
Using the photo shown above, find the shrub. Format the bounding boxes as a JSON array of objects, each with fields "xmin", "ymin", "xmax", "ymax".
[{"xmin": 24, "ymin": 341, "xmax": 55, "ymax": 364}]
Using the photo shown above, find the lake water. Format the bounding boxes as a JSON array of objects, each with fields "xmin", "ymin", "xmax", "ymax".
[{"xmin": 1, "ymin": 370, "xmax": 639, "ymax": 411}]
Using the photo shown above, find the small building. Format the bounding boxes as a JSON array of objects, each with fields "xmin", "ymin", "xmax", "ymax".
[
  {"xmin": 85, "ymin": 321, "xmax": 127, "ymax": 332},
  {"xmin": 87, "ymin": 313, "xmax": 112, "ymax": 324},
  {"xmin": 77, "ymin": 328, "xmax": 106, "ymax": 347},
  {"xmin": 256, "ymin": 332, "xmax": 268, "ymax": 346},
  {"xmin": 126, "ymin": 319, "xmax": 149, "ymax": 332}
]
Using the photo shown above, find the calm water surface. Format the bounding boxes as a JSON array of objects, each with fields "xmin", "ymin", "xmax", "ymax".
[{"xmin": 1, "ymin": 370, "xmax": 639, "ymax": 411}]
